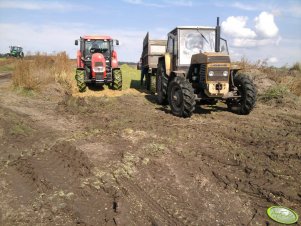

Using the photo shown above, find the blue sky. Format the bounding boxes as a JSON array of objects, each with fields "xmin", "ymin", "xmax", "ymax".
[{"xmin": 0, "ymin": 0, "xmax": 300, "ymax": 66}]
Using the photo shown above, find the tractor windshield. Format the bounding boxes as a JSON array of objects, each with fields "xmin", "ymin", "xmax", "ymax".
[
  {"xmin": 11, "ymin": 46, "xmax": 22, "ymax": 52},
  {"xmin": 179, "ymin": 28, "xmax": 225, "ymax": 65},
  {"xmin": 84, "ymin": 40, "xmax": 110, "ymax": 57}
]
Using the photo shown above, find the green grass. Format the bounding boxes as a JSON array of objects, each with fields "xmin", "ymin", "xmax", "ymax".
[
  {"xmin": 0, "ymin": 62, "xmax": 15, "ymax": 73},
  {"xmin": 259, "ymin": 84, "xmax": 289, "ymax": 102},
  {"xmin": 9, "ymin": 121, "xmax": 33, "ymax": 136},
  {"xmin": 120, "ymin": 64, "xmax": 140, "ymax": 90}
]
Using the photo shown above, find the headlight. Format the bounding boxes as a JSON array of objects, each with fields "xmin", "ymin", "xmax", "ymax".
[
  {"xmin": 208, "ymin": 71, "xmax": 214, "ymax": 76},
  {"xmin": 223, "ymin": 71, "xmax": 228, "ymax": 76},
  {"xmin": 93, "ymin": 66, "xmax": 104, "ymax": 73}
]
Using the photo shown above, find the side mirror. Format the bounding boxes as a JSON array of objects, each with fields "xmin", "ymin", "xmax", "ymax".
[
  {"xmin": 75, "ymin": 40, "xmax": 78, "ymax": 46},
  {"xmin": 115, "ymin": 40, "xmax": 119, "ymax": 45}
]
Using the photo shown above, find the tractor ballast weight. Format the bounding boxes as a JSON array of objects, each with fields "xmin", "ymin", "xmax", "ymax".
[
  {"xmin": 74, "ymin": 35, "xmax": 122, "ymax": 92},
  {"xmin": 156, "ymin": 17, "xmax": 256, "ymax": 117}
]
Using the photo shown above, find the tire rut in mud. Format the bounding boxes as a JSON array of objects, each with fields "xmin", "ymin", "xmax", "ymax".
[
  {"xmin": 6, "ymin": 141, "xmax": 117, "ymax": 225},
  {"xmin": 117, "ymin": 176, "xmax": 185, "ymax": 226}
]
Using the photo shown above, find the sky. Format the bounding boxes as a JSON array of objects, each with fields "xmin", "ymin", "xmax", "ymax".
[{"xmin": 0, "ymin": 0, "xmax": 300, "ymax": 67}]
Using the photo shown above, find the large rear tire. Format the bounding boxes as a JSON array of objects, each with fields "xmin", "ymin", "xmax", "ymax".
[
  {"xmin": 113, "ymin": 69, "xmax": 122, "ymax": 90},
  {"xmin": 168, "ymin": 77, "xmax": 196, "ymax": 118},
  {"xmin": 227, "ymin": 73, "xmax": 256, "ymax": 115},
  {"xmin": 75, "ymin": 69, "xmax": 86, "ymax": 92},
  {"xmin": 156, "ymin": 61, "xmax": 168, "ymax": 105}
]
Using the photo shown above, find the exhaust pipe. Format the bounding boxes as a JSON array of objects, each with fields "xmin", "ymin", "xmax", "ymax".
[{"xmin": 215, "ymin": 17, "xmax": 220, "ymax": 52}]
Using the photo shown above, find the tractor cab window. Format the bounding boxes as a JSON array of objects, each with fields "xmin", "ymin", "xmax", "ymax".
[
  {"xmin": 11, "ymin": 46, "xmax": 22, "ymax": 51},
  {"xmin": 84, "ymin": 40, "xmax": 110, "ymax": 57},
  {"xmin": 220, "ymin": 38, "xmax": 229, "ymax": 54},
  {"xmin": 167, "ymin": 35, "xmax": 178, "ymax": 56},
  {"xmin": 179, "ymin": 28, "xmax": 215, "ymax": 65},
  {"xmin": 167, "ymin": 36, "xmax": 174, "ymax": 54}
]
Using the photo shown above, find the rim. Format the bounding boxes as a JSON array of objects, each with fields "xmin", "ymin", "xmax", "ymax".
[{"xmin": 170, "ymin": 83, "xmax": 183, "ymax": 111}]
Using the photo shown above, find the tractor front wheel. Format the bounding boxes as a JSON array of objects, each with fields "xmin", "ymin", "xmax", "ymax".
[
  {"xmin": 168, "ymin": 77, "xmax": 196, "ymax": 118},
  {"xmin": 75, "ymin": 69, "xmax": 86, "ymax": 92},
  {"xmin": 227, "ymin": 73, "xmax": 256, "ymax": 115},
  {"xmin": 113, "ymin": 69, "xmax": 122, "ymax": 90}
]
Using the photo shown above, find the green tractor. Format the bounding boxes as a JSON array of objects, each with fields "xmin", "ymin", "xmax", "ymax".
[
  {"xmin": 156, "ymin": 17, "xmax": 256, "ymax": 117},
  {"xmin": 7, "ymin": 46, "xmax": 24, "ymax": 58}
]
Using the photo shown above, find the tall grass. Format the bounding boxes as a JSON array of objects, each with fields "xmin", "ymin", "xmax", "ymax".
[{"xmin": 12, "ymin": 52, "xmax": 76, "ymax": 93}]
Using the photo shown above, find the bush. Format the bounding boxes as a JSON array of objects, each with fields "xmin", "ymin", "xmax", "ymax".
[
  {"xmin": 12, "ymin": 52, "xmax": 76, "ymax": 93},
  {"xmin": 290, "ymin": 62, "xmax": 301, "ymax": 72},
  {"xmin": 259, "ymin": 84, "xmax": 289, "ymax": 102}
]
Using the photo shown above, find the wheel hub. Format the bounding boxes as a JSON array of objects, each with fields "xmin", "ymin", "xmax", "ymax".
[{"xmin": 171, "ymin": 87, "xmax": 182, "ymax": 108}]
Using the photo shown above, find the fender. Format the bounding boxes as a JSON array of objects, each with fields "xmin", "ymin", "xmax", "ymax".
[
  {"xmin": 76, "ymin": 50, "xmax": 84, "ymax": 68},
  {"xmin": 164, "ymin": 52, "xmax": 172, "ymax": 76},
  {"xmin": 111, "ymin": 50, "xmax": 118, "ymax": 68},
  {"xmin": 91, "ymin": 53, "xmax": 106, "ymax": 78}
]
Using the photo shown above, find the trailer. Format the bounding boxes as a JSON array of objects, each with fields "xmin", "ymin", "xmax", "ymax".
[{"xmin": 140, "ymin": 32, "xmax": 166, "ymax": 93}]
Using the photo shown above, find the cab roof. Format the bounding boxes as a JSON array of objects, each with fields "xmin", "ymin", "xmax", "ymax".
[{"xmin": 81, "ymin": 35, "xmax": 112, "ymax": 40}]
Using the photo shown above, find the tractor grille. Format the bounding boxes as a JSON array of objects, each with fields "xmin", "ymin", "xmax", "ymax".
[
  {"xmin": 200, "ymin": 63, "xmax": 206, "ymax": 81},
  {"xmin": 207, "ymin": 56, "xmax": 230, "ymax": 63},
  {"xmin": 96, "ymin": 73, "xmax": 104, "ymax": 81},
  {"xmin": 207, "ymin": 67, "xmax": 229, "ymax": 81}
]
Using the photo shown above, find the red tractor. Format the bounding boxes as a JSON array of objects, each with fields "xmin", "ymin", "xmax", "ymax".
[{"xmin": 75, "ymin": 35, "xmax": 122, "ymax": 92}]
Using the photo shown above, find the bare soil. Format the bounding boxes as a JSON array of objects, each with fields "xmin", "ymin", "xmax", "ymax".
[{"xmin": 0, "ymin": 73, "xmax": 300, "ymax": 226}]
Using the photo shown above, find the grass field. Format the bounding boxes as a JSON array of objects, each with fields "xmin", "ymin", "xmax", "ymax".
[{"xmin": 120, "ymin": 64, "xmax": 141, "ymax": 90}]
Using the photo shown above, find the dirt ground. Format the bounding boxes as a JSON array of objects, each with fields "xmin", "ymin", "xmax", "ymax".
[{"xmin": 0, "ymin": 72, "xmax": 300, "ymax": 226}]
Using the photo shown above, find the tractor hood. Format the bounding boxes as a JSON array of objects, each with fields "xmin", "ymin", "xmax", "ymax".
[
  {"xmin": 191, "ymin": 52, "xmax": 230, "ymax": 64},
  {"xmin": 91, "ymin": 53, "xmax": 106, "ymax": 78}
]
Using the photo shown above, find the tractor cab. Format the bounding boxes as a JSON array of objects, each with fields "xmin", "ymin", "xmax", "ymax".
[
  {"xmin": 74, "ymin": 35, "xmax": 122, "ymax": 92},
  {"xmin": 166, "ymin": 26, "xmax": 229, "ymax": 69}
]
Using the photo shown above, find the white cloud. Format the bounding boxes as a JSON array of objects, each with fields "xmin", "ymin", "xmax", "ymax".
[
  {"xmin": 254, "ymin": 12, "xmax": 279, "ymax": 38},
  {"xmin": 232, "ymin": 36, "xmax": 281, "ymax": 48},
  {"xmin": 286, "ymin": 4, "xmax": 301, "ymax": 18},
  {"xmin": 0, "ymin": 0, "xmax": 90, "ymax": 11},
  {"xmin": 267, "ymin": 57, "xmax": 278, "ymax": 64},
  {"xmin": 231, "ymin": 2, "xmax": 257, "ymax": 11},
  {"xmin": 222, "ymin": 12, "xmax": 280, "ymax": 49},
  {"xmin": 165, "ymin": 0, "xmax": 192, "ymax": 7},
  {"xmin": 123, "ymin": 0, "xmax": 193, "ymax": 7},
  {"xmin": 122, "ymin": 0, "xmax": 165, "ymax": 7},
  {"xmin": 221, "ymin": 16, "xmax": 256, "ymax": 39}
]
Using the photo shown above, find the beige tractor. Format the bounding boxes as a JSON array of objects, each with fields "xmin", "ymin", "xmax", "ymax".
[{"xmin": 156, "ymin": 17, "xmax": 256, "ymax": 117}]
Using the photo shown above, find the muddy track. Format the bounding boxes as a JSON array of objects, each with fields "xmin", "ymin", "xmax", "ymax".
[
  {"xmin": 0, "ymin": 73, "xmax": 12, "ymax": 80},
  {"xmin": 0, "ymin": 74, "xmax": 301, "ymax": 225},
  {"xmin": 117, "ymin": 176, "xmax": 185, "ymax": 226},
  {"xmin": 4, "ymin": 141, "xmax": 118, "ymax": 225}
]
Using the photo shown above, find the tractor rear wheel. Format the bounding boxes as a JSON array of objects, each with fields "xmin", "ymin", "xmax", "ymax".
[
  {"xmin": 75, "ymin": 69, "xmax": 86, "ymax": 92},
  {"xmin": 113, "ymin": 69, "xmax": 122, "ymax": 90},
  {"xmin": 168, "ymin": 77, "xmax": 196, "ymax": 118},
  {"xmin": 156, "ymin": 61, "xmax": 168, "ymax": 105},
  {"xmin": 227, "ymin": 73, "xmax": 256, "ymax": 115}
]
